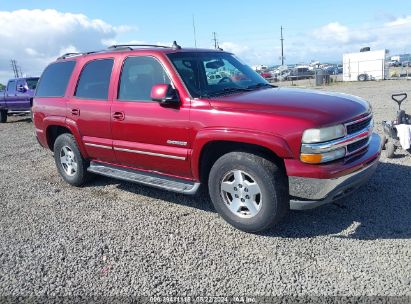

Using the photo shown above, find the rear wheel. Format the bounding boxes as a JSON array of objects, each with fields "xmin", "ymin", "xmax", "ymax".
[
  {"xmin": 358, "ymin": 74, "xmax": 367, "ymax": 81},
  {"xmin": 0, "ymin": 110, "xmax": 7, "ymax": 123},
  {"xmin": 208, "ymin": 152, "xmax": 288, "ymax": 232},
  {"xmin": 54, "ymin": 133, "xmax": 90, "ymax": 186}
]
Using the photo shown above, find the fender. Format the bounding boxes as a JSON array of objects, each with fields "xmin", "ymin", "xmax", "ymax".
[
  {"xmin": 190, "ymin": 128, "xmax": 293, "ymax": 180},
  {"xmin": 42, "ymin": 116, "xmax": 89, "ymax": 158}
]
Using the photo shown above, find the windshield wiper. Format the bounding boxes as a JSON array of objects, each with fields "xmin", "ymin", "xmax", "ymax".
[
  {"xmin": 246, "ymin": 83, "xmax": 275, "ymax": 90},
  {"xmin": 208, "ymin": 87, "xmax": 253, "ymax": 97}
]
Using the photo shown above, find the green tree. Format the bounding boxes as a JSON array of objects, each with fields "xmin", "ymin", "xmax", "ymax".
[{"xmin": 0, "ymin": 83, "xmax": 5, "ymax": 91}]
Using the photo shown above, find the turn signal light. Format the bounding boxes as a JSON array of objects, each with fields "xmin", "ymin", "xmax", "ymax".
[{"xmin": 300, "ymin": 153, "xmax": 323, "ymax": 164}]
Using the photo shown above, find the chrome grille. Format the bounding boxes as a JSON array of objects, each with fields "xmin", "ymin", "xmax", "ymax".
[
  {"xmin": 346, "ymin": 116, "xmax": 372, "ymax": 135},
  {"xmin": 347, "ymin": 138, "xmax": 369, "ymax": 153},
  {"xmin": 344, "ymin": 113, "xmax": 373, "ymax": 155}
]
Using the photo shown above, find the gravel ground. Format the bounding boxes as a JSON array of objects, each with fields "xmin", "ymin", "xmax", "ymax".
[{"xmin": 0, "ymin": 80, "xmax": 410, "ymax": 300}]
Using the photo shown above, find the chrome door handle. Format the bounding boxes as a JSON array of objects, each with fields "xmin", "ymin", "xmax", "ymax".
[
  {"xmin": 112, "ymin": 112, "xmax": 125, "ymax": 120},
  {"xmin": 71, "ymin": 109, "xmax": 80, "ymax": 116}
]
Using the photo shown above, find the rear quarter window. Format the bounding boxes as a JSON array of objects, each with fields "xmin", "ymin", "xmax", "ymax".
[{"xmin": 36, "ymin": 61, "xmax": 76, "ymax": 97}]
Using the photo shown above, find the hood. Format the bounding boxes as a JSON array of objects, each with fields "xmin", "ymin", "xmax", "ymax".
[{"xmin": 208, "ymin": 87, "xmax": 370, "ymax": 126}]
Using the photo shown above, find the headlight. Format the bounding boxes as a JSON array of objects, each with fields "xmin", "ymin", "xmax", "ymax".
[
  {"xmin": 300, "ymin": 147, "xmax": 346, "ymax": 164},
  {"xmin": 302, "ymin": 125, "xmax": 345, "ymax": 143}
]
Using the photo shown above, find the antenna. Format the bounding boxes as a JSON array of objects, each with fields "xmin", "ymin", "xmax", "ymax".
[
  {"xmin": 192, "ymin": 15, "xmax": 197, "ymax": 48},
  {"xmin": 280, "ymin": 26, "xmax": 285, "ymax": 65},
  {"xmin": 212, "ymin": 32, "xmax": 219, "ymax": 49}
]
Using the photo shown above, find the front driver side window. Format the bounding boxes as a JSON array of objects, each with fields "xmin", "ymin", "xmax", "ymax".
[{"xmin": 118, "ymin": 56, "xmax": 171, "ymax": 102}]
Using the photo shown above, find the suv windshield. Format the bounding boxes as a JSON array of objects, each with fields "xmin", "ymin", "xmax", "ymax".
[{"xmin": 167, "ymin": 52, "xmax": 271, "ymax": 98}]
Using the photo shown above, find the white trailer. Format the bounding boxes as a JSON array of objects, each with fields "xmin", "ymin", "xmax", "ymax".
[{"xmin": 343, "ymin": 49, "xmax": 388, "ymax": 81}]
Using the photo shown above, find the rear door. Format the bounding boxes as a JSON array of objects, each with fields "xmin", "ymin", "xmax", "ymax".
[
  {"xmin": 110, "ymin": 55, "xmax": 192, "ymax": 178},
  {"xmin": 66, "ymin": 57, "xmax": 116, "ymax": 162}
]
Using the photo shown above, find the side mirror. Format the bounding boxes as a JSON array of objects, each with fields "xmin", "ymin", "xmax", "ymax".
[
  {"xmin": 150, "ymin": 84, "xmax": 180, "ymax": 105},
  {"xmin": 17, "ymin": 85, "xmax": 27, "ymax": 93}
]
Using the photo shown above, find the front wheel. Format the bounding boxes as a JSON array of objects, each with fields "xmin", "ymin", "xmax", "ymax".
[
  {"xmin": 0, "ymin": 110, "xmax": 7, "ymax": 123},
  {"xmin": 54, "ymin": 133, "xmax": 90, "ymax": 186},
  {"xmin": 208, "ymin": 152, "xmax": 288, "ymax": 232}
]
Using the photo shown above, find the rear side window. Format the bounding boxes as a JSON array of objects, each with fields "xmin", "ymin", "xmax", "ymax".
[
  {"xmin": 36, "ymin": 61, "xmax": 76, "ymax": 97},
  {"xmin": 75, "ymin": 59, "xmax": 114, "ymax": 100}
]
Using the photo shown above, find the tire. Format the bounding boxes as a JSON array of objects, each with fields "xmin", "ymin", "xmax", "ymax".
[
  {"xmin": 208, "ymin": 152, "xmax": 288, "ymax": 232},
  {"xmin": 53, "ymin": 133, "xmax": 90, "ymax": 186},
  {"xmin": 381, "ymin": 134, "xmax": 387, "ymax": 150},
  {"xmin": 0, "ymin": 110, "xmax": 7, "ymax": 123},
  {"xmin": 385, "ymin": 140, "xmax": 396, "ymax": 159},
  {"xmin": 358, "ymin": 74, "xmax": 367, "ymax": 81}
]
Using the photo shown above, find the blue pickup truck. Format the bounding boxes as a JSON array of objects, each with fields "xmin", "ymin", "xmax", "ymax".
[{"xmin": 0, "ymin": 77, "xmax": 39, "ymax": 123}]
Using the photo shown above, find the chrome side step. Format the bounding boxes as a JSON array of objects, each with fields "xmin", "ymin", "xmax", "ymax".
[{"xmin": 87, "ymin": 161, "xmax": 200, "ymax": 195}]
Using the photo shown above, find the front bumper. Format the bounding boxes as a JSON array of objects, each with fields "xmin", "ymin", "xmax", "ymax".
[{"xmin": 289, "ymin": 133, "xmax": 381, "ymax": 210}]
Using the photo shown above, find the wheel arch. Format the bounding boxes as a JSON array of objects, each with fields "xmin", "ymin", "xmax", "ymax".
[
  {"xmin": 44, "ymin": 118, "xmax": 88, "ymax": 158},
  {"xmin": 192, "ymin": 129, "xmax": 293, "ymax": 183}
]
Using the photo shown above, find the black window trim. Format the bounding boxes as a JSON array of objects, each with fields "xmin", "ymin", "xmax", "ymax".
[
  {"xmin": 74, "ymin": 57, "xmax": 114, "ymax": 101},
  {"xmin": 116, "ymin": 55, "xmax": 175, "ymax": 103},
  {"xmin": 35, "ymin": 60, "xmax": 77, "ymax": 98}
]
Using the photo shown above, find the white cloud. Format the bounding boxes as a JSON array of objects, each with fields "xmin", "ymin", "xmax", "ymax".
[
  {"xmin": 220, "ymin": 16, "xmax": 411, "ymax": 66},
  {"xmin": 1, "ymin": 9, "xmax": 410, "ymax": 82},
  {"xmin": 385, "ymin": 15, "xmax": 411, "ymax": 27},
  {"xmin": 0, "ymin": 9, "xmax": 134, "ymax": 84}
]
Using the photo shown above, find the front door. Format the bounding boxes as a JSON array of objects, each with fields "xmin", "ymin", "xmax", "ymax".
[
  {"xmin": 66, "ymin": 57, "xmax": 115, "ymax": 162},
  {"xmin": 111, "ymin": 55, "xmax": 191, "ymax": 178},
  {"xmin": 15, "ymin": 79, "xmax": 31, "ymax": 110}
]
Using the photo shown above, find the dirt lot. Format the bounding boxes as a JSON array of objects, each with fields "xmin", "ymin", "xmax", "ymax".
[{"xmin": 0, "ymin": 80, "xmax": 410, "ymax": 299}]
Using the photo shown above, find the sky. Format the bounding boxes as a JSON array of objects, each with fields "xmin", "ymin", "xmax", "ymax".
[{"xmin": 1, "ymin": 0, "xmax": 411, "ymax": 84}]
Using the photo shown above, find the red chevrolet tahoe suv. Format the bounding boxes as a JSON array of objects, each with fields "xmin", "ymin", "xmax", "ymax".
[{"xmin": 33, "ymin": 42, "xmax": 381, "ymax": 232}]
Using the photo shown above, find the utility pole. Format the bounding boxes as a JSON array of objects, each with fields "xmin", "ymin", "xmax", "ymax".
[
  {"xmin": 10, "ymin": 59, "xmax": 23, "ymax": 78},
  {"xmin": 280, "ymin": 26, "xmax": 285, "ymax": 66},
  {"xmin": 212, "ymin": 32, "xmax": 219, "ymax": 49},
  {"xmin": 10, "ymin": 60, "xmax": 18, "ymax": 78}
]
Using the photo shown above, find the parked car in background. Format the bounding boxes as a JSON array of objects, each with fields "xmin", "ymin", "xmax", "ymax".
[
  {"xmin": 323, "ymin": 65, "xmax": 343, "ymax": 75},
  {"xmin": 33, "ymin": 44, "xmax": 381, "ymax": 232},
  {"xmin": 401, "ymin": 61, "xmax": 411, "ymax": 67},
  {"xmin": 273, "ymin": 69, "xmax": 291, "ymax": 81},
  {"xmin": 207, "ymin": 72, "xmax": 223, "ymax": 84},
  {"xmin": 388, "ymin": 60, "xmax": 401, "ymax": 67},
  {"xmin": 259, "ymin": 70, "xmax": 273, "ymax": 80},
  {"xmin": 0, "ymin": 77, "xmax": 39, "ymax": 123},
  {"xmin": 286, "ymin": 67, "xmax": 314, "ymax": 80}
]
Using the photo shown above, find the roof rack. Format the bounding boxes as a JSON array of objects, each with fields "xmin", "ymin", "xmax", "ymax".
[
  {"xmin": 57, "ymin": 41, "xmax": 183, "ymax": 60},
  {"xmin": 57, "ymin": 53, "xmax": 83, "ymax": 60},
  {"xmin": 108, "ymin": 44, "xmax": 170, "ymax": 50},
  {"xmin": 108, "ymin": 41, "xmax": 182, "ymax": 51}
]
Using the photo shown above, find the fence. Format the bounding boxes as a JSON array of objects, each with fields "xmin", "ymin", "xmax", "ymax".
[{"xmin": 264, "ymin": 60, "xmax": 411, "ymax": 88}]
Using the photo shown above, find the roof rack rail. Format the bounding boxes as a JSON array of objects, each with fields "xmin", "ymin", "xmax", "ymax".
[
  {"xmin": 108, "ymin": 44, "xmax": 170, "ymax": 50},
  {"xmin": 108, "ymin": 41, "xmax": 182, "ymax": 51},
  {"xmin": 57, "ymin": 52, "xmax": 83, "ymax": 60},
  {"xmin": 107, "ymin": 46, "xmax": 133, "ymax": 51}
]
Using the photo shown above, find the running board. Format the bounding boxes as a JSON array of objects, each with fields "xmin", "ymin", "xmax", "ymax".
[{"xmin": 87, "ymin": 161, "xmax": 200, "ymax": 195}]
